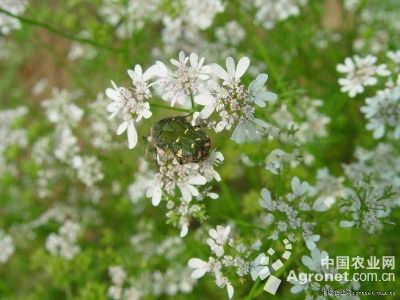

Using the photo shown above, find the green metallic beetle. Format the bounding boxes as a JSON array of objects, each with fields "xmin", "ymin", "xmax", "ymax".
[{"xmin": 148, "ymin": 115, "xmax": 211, "ymax": 164}]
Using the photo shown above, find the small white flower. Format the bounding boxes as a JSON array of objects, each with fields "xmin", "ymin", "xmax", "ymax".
[
  {"xmin": 360, "ymin": 87, "xmax": 400, "ymax": 139},
  {"xmin": 116, "ymin": 118, "xmax": 138, "ymax": 149},
  {"xmin": 227, "ymin": 282, "xmax": 234, "ymax": 299},
  {"xmin": 0, "ymin": 230, "xmax": 14, "ymax": 263},
  {"xmin": 259, "ymin": 187, "xmax": 273, "ymax": 209},
  {"xmin": 207, "ymin": 225, "xmax": 230, "ymax": 257},
  {"xmin": 178, "ymin": 175, "xmax": 207, "ymax": 201},
  {"xmin": 188, "ymin": 258, "xmax": 210, "ymax": 279},
  {"xmin": 153, "ymin": 51, "xmax": 211, "ymax": 107},
  {"xmin": 304, "ymin": 234, "xmax": 320, "ymax": 250},
  {"xmin": 248, "ymin": 73, "xmax": 277, "ymax": 107},
  {"xmin": 215, "ymin": 271, "xmax": 234, "ymax": 299},
  {"xmin": 253, "ymin": 0, "xmax": 307, "ymax": 29},
  {"xmin": 231, "ymin": 115, "xmax": 269, "ymax": 144},
  {"xmin": 212, "ymin": 56, "xmax": 250, "ymax": 83},
  {"xmin": 289, "ymin": 177, "xmax": 311, "ymax": 199},
  {"xmin": 0, "ymin": 0, "xmax": 28, "ymax": 35},
  {"xmin": 208, "ymin": 225, "xmax": 231, "ymax": 245},
  {"xmin": 337, "ymin": 55, "xmax": 390, "ymax": 97},
  {"xmin": 45, "ymin": 220, "xmax": 81, "ymax": 260},
  {"xmin": 146, "ymin": 177, "xmax": 163, "ymax": 206},
  {"xmin": 387, "ymin": 50, "xmax": 400, "ymax": 65},
  {"xmin": 109, "ymin": 265, "xmax": 127, "ymax": 286},
  {"xmin": 180, "ymin": 222, "xmax": 189, "ymax": 238},
  {"xmin": 106, "ymin": 64, "xmax": 154, "ymax": 149}
]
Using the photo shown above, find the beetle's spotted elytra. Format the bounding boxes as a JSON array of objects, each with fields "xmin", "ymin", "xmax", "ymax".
[{"xmin": 150, "ymin": 115, "xmax": 211, "ymax": 164}]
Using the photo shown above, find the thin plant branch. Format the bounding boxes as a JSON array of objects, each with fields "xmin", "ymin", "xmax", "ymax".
[{"xmin": 0, "ymin": 7, "xmax": 123, "ymax": 52}]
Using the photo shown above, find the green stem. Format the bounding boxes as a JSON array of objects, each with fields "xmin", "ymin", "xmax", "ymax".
[
  {"xmin": 243, "ymin": 278, "xmax": 261, "ymax": 300},
  {"xmin": 64, "ymin": 283, "xmax": 73, "ymax": 300},
  {"xmin": 189, "ymin": 90, "xmax": 196, "ymax": 110},
  {"xmin": 150, "ymin": 102, "xmax": 192, "ymax": 113},
  {"xmin": 0, "ymin": 7, "xmax": 122, "ymax": 52}
]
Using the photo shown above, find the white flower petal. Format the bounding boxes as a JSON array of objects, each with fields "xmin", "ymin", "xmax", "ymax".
[
  {"xmin": 227, "ymin": 284, "xmax": 234, "ymax": 299},
  {"xmin": 127, "ymin": 122, "xmax": 138, "ymax": 149},
  {"xmin": 180, "ymin": 224, "xmax": 188, "ymax": 237},
  {"xmin": 249, "ymin": 73, "xmax": 268, "ymax": 91},
  {"xmin": 106, "ymin": 88, "xmax": 120, "ymax": 102},
  {"xmin": 116, "ymin": 121, "xmax": 128, "ymax": 135},
  {"xmin": 188, "ymin": 258, "xmax": 208, "ymax": 268},
  {"xmin": 143, "ymin": 64, "xmax": 159, "ymax": 80},
  {"xmin": 212, "ymin": 63, "xmax": 230, "ymax": 81},
  {"xmin": 188, "ymin": 176, "xmax": 207, "ymax": 185},
  {"xmin": 226, "ymin": 57, "xmax": 236, "ymax": 77},
  {"xmin": 194, "ymin": 93, "xmax": 215, "ymax": 106},
  {"xmin": 190, "ymin": 53, "xmax": 199, "ymax": 67},
  {"xmin": 151, "ymin": 187, "xmax": 162, "ymax": 206},
  {"xmin": 235, "ymin": 56, "xmax": 250, "ymax": 79},
  {"xmin": 180, "ymin": 185, "xmax": 192, "ymax": 201},
  {"xmin": 191, "ymin": 268, "xmax": 208, "ymax": 279}
]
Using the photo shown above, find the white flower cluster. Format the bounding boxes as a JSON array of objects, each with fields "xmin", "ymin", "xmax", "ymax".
[
  {"xmin": 339, "ymin": 180, "xmax": 394, "ymax": 234},
  {"xmin": 147, "ymin": 151, "xmax": 223, "ymax": 206},
  {"xmin": 0, "ymin": 230, "xmax": 14, "ymax": 263},
  {"xmin": 194, "ymin": 56, "xmax": 277, "ymax": 143},
  {"xmin": 259, "ymin": 96, "xmax": 330, "ymax": 177},
  {"xmin": 45, "ymin": 220, "xmax": 81, "ymax": 260},
  {"xmin": 215, "ymin": 21, "xmax": 246, "ymax": 46},
  {"xmin": 312, "ymin": 168, "xmax": 345, "ymax": 212},
  {"xmin": 107, "ymin": 266, "xmax": 128, "ymax": 300},
  {"xmin": 99, "ymin": 0, "xmax": 161, "ymax": 39},
  {"xmin": 388, "ymin": 50, "xmax": 400, "ymax": 68},
  {"xmin": 67, "ymin": 31, "xmax": 98, "ymax": 61},
  {"xmin": 343, "ymin": 0, "xmax": 360, "ymax": 11},
  {"xmin": 125, "ymin": 222, "xmax": 197, "ymax": 297},
  {"xmin": 0, "ymin": 106, "xmax": 28, "ymax": 177},
  {"xmin": 252, "ymin": 0, "xmax": 308, "ymax": 29},
  {"xmin": 161, "ymin": 0, "xmax": 224, "ymax": 53},
  {"xmin": 39, "ymin": 88, "xmax": 104, "ymax": 191},
  {"xmin": 361, "ymin": 86, "xmax": 400, "ymax": 139},
  {"xmin": 106, "ymin": 53, "xmax": 276, "ymax": 237},
  {"xmin": 265, "ymin": 148, "xmax": 300, "ymax": 175},
  {"xmin": 294, "ymin": 98, "xmax": 331, "ymax": 143},
  {"xmin": 42, "ymin": 88, "xmax": 84, "ymax": 128},
  {"xmin": 188, "ymin": 226, "xmax": 251, "ymax": 299},
  {"xmin": 26, "ymin": 204, "xmax": 78, "ymax": 230},
  {"xmin": 276, "ymin": 96, "xmax": 328, "ymax": 143},
  {"xmin": 0, "ymin": 106, "xmax": 28, "ymax": 152},
  {"xmin": 106, "ymin": 52, "xmax": 276, "ymax": 148},
  {"xmin": 152, "ymin": 266, "xmax": 195, "ymax": 296},
  {"xmin": 106, "ymin": 65, "xmax": 155, "ymax": 149},
  {"xmin": 344, "ymin": 143, "xmax": 400, "ymax": 197},
  {"xmin": 153, "ymin": 51, "xmax": 212, "ymax": 107},
  {"xmin": 259, "ymin": 177, "xmax": 321, "ymax": 250},
  {"xmin": 146, "ymin": 151, "xmax": 223, "ymax": 237},
  {"xmin": 107, "ymin": 263, "xmax": 195, "ymax": 300},
  {"xmin": 337, "ymin": 55, "xmax": 390, "ymax": 97},
  {"xmin": 0, "ymin": 0, "xmax": 27, "ymax": 35},
  {"xmin": 352, "ymin": 2, "xmax": 400, "ymax": 54},
  {"xmin": 72, "ymin": 155, "xmax": 104, "ymax": 187}
]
